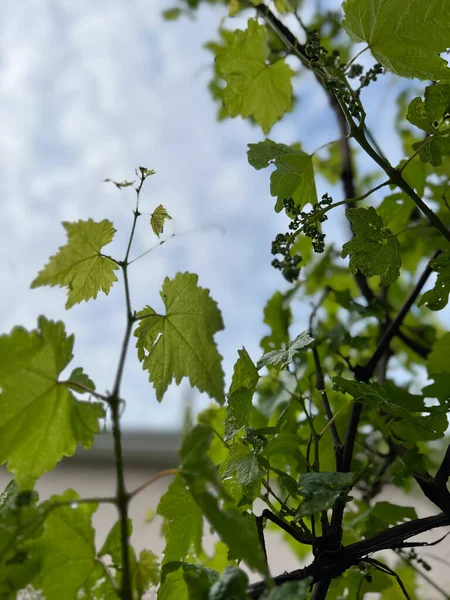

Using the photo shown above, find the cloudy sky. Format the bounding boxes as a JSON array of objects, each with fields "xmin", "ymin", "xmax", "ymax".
[{"xmin": 0, "ymin": 0, "xmax": 410, "ymax": 429}]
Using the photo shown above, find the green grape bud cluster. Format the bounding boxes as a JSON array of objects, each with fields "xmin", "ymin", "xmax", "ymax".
[
  {"xmin": 270, "ymin": 197, "xmax": 303, "ymax": 283},
  {"xmin": 299, "ymin": 193, "xmax": 333, "ymax": 253},
  {"xmin": 358, "ymin": 63, "xmax": 384, "ymax": 90}
]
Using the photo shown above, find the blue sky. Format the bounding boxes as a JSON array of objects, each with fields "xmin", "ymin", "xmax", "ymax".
[{"xmin": 0, "ymin": 0, "xmax": 415, "ymax": 429}]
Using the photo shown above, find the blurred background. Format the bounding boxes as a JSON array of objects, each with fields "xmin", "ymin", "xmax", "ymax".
[
  {"xmin": 0, "ymin": 0, "xmax": 409, "ymax": 430},
  {"xmin": 1, "ymin": 1, "xmax": 449, "ymax": 596}
]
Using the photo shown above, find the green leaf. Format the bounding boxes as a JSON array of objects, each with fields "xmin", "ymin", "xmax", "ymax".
[
  {"xmin": 296, "ymin": 472, "xmax": 355, "ymax": 518},
  {"xmin": 377, "ymin": 193, "xmax": 412, "ymax": 233},
  {"xmin": 104, "ymin": 178, "xmax": 135, "ymax": 188},
  {"xmin": 0, "ymin": 317, "xmax": 105, "ymax": 486},
  {"xmin": 179, "ymin": 425, "xmax": 223, "ymax": 494},
  {"xmin": 158, "ymin": 564, "xmax": 188, "ymax": 600},
  {"xmin": 247, "ymin": 139, "xmax": 317, "ymax": 212},
  {"xmin": 134, "ymin": 549, "xmax": 160, "ymax": 593},
  {"xmin": 225, "ymin": 348, "xmax": 259, "ymax": 440},
  {"xmin": 257, "ymin": 331, "xmax": 313, "ymax": 370},
  {"xmin": 151, "ymin": 205, "xmax": 172, "ymax": 237},
  {"xmin": 67, "ymin": 366, "xmax": 96, "ymax": 394},
  {"xmin": 208, "ymin": 566, "xmax": 249, "ymax": 600},
  {"xmin": 191, "ymin": 491, "xmax": 267, "ymax": 575},
  {"xmin": 428, "ymin": 332, "xmax": 450, "ymax": 375},
  {"xmin": 261, "ymin": 579, "xmax": 312, "ymax": 599},
  {"xmin": 260, "ymin": 291, "xmax": 292, "ymax": 352},
  {"xmin": 342, "ymin": 0, "xmax": 450, "ymax": 80},
  {"xmin": 364, "ymin": 502, "xmax": 417, "ymax": 536},
  {"xmin": 419, "ymin": 252, "xmax": 450, "ymax": 310},
  {"xmin": 341, "ymin": 207, "xmax": 401, "ymax": 286},
  {"xmin": 406, "ymin": 84, "xmax": 450, "ymax": 165},
  {"xmin": 31, "ymin": 219, "xmax": 119, "ymax": 309},
  {"xmin": 334, "ymin": 377, "xmax": 448, "ymax": 442},
  {"xmin": 216, "ymin": 20, "xmax": 294, "ymax": 133},
  {"xmin": 222, "ymin": 442, "xmax": 263, "ymax": 499},
  {"xmin": 33, "ymin": 490, "xmax": 97, "ymax": 600},
  {"xmin": 182, "ymin": 562, "xmax": 219, "ymax": 599},
  {"xmin": 99, "ymin": 519, "xmax": 132, "ymax": 567},
  {"xmin": 0, "ymin": 482, "xmax": 43, "ymax": 596},
  {"xmin": 157, "ymin": 476, "xmax": 203, "ymax": 564},
  {"xmin": 134, "ymin": 272, "xmax": 225, "ymax": 404}
]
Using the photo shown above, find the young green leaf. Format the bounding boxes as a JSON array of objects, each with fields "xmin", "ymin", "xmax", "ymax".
[
  {"xmin": 0, "ymin": 317, "xmax": 104, "ymax": 487},
  {"xmin": 341, "ymin": 207, "xmax": 401, "ymax": 286},
  {"xmin": 342, "ymin": 0, "xmax": 450, "ymax": 80},
  {"xmin": 216, "ymin": 20, "xmax": 294, "ymax": 133},
  {"xmin": 157, "ymin": 476, "xmax": 204, "ymax": 564},
  {"xmin": 247, "ymin": 139, "xmax": 317, "ymax": 212},
  {"xmin": 419, "ymin": 252, "xmax": 450, "ymax": 310},
  {"xmin": 67, "ymin": 367, "xmax": 96, "ymax": 394},
  {"xmin": 296, "ymin": 472, "xmax": 355, "ymax": 518},
  {"xmin": 257, "ymin": 331, "xmax": 313, "ymax": 370},
  {"xmin": 134, "ymin": 549, "xmax": 160, "ymax": 593},
  {"xmin": 151, "ymin": 205, "xmax": 172, "ymax": 237},
  {"xmin": 33, "ymin": 490, "xmax": 97, "ymax": 600},
  {"xmin": 135, "ymin": 272, "xmax": 225, "ymax": 404},
  {"xmin": 31, "ymin": 219, "xmax": 119, "ymax": 309},
  {"xmin": 225, "ymin": 348, "xmax": 259, "ymax": 440},
  {"xmin": 406, "ymin": 83, "xmax": 450, "ymax": 165},
  {"xmin": 222, "ymin": 442, "xmax": 263, "ymax": 499}
]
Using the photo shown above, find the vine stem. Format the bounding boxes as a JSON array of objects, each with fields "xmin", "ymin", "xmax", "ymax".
[{"xmin": 107, "ymin": 173, "xmax": 148, "ymax": 600}]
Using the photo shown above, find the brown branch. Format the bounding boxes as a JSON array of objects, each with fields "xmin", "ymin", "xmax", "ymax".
[{"xmin": 247, "ymin": 512, "xmax": 450, "ymax": 598}]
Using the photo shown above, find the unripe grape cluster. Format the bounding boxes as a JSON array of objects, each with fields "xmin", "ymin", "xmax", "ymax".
[{"xmin": 270, "ymin": 194, "xmax": 333, "ymax": 282}]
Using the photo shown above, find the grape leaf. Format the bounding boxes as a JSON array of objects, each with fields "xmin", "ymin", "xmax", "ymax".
[
  {"xmin": 222, "ymin": 442, "xmax": 263, "ymax": 498},
  {"xmin": 191, "ymin": 491, "xmax": 267, "ymax": 575},
  {"xmin": 0, "ymin": 317, "xmax": 104, "ymax": 487},
  {"xmin": 182, "ymin": 562, "xmax": 219, "ymax": 598},
  {"xmin": 247, "ymin": 139, "xmax": 318, "ymax": 212},
  {"xmin": 341, "ymin": 207, "xmax": 401, "ymax": 286},
  {"xmin": 67, "ymin": 367, "xmax": 96, "ymax": 395},
  {"xmin": 134, "ymin": 549, "xmax": 160, "ymax": 593},
  {"xmin": 33, "ymin": 490, "xmax": 97, "ymax": 600},
  {"xmin": 260, "ymin": 291, "xmax": 292, "ymax": 352},
  {"xmin": 225, "ymin": 348, "xmax": 259, "ymax": 440},
  {"xmin": 151, "ymin": 205, "xmax": 172, "ymax": 237},
  {"xmin": 334, "ymin": 377, "xmax": 448, "ymax": 442},
  {"xmin": 216, "ymin": 20, "xmax": 294, "ymax": 133},
  {"xmin": 257, "ymin": 331, "xmax": 313, "ymax": 370},
  {"xmin": 209, "ymin": 566, "xmax": 248, "ymax": 600},
  {"xmin": 31, "ymin": 219, "xmax": 119, "ymax": 309},
  {"xmin": 158, "ymin": 565, "xmax": 188, "ymax": 600},
  {"xmin": 0, "ymin": 482, "xmax": 43, "ymax": 596},
  {"xmin": 406, "ymin": 84, "xmax": 450, "ymax": 166},
  {"xmin": 179, "ymin": 425, "xmax": 223, "ymax": 494},
  {"xmin": 342, "ymin": 0, "xmax": 450, "ymax": 80},
  {"xmin": 419, "ymin": 252, "xmax": 450, "ymax": 310},
  {"xmin": 428, "ymin": 332, "xmax": 450, "ymax": 375},
  {"xmin": 157, "ymin": 476, "xmax": 203, "ymax": 564},
  {"xmin": 296, "ymin": 472, "xmax": 355, "ymax": 518},
  {"xmin": 134, "ymin": 272, "xmax": 225, "ymax": 404},
  {"xmin": 261, "ymin": 580, "xmax": 312, "ymax": 599}
]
